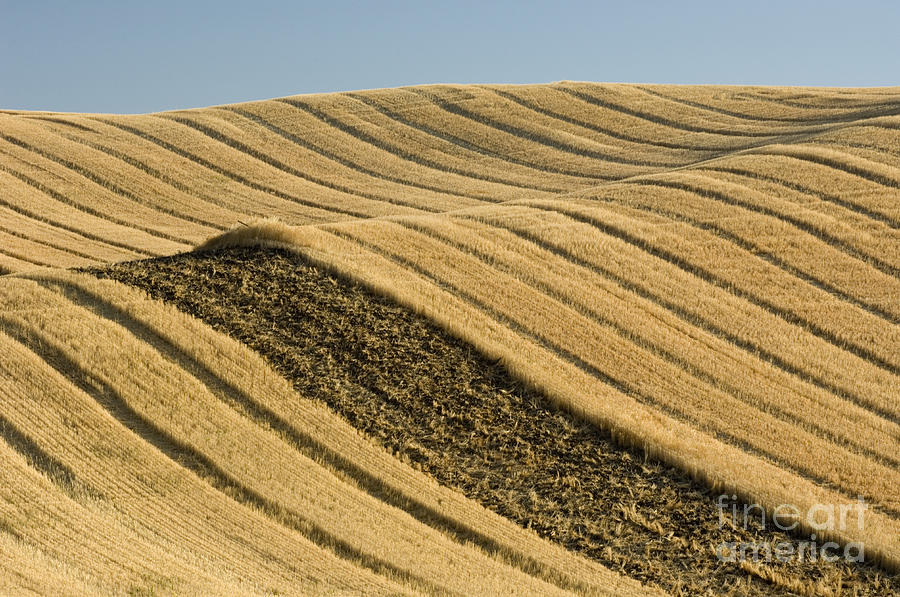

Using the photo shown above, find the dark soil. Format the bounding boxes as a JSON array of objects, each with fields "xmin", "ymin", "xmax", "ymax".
[{"xmin": 92, "ymin": 247, "xmax": 900, "ymax": 596}]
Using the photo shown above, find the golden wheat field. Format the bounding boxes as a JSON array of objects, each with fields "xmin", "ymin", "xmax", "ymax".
[{"xmin": 1, "ymin": 83, "xmax": 899, "ymax": 595}]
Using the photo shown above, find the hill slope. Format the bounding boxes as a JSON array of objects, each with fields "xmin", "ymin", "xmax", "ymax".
[
  {"xmin": 1, "ymin": 268, "xmax": 641, "ymax": 596},
  {"xmin": 1, "ymin": 83, "xmax": 899, "ymax": 594}
]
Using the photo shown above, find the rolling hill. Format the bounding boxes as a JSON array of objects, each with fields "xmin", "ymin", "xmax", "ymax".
[{"xmin": 1, "ymin": 83, "xmax": 899, "ymax": 595}]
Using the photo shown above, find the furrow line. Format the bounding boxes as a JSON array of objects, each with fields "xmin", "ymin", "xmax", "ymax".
[
  {"xmin": 863, "ymin": 120, "xmax": 900, "ymax": 134},
  {"xmin": 225, "ymin": 107, "xmax": 498, "ymax": 204},
  {"xmin": 42, "ymin": 126, "xmax": 251, "ymax": 218},
  {"xmin": 0, "ymin": 433, "xmax": 198, "ymax": 594},
  {"xmin": 0, "ymin": 322, "xmax": 363, "ymax": 589},
  {"xmin": 557, "ymin": 86, "xmax": 786, "ymax": 137},
  {"xmin": 624, "ymin": 177, "xmax": 900, "ymax": 311},
  {"xmin": 0, "ymin": 315, "xmax": 451, "ymax": 597},
  {"xmin": 0, "ymin": 247, "xmax": 53, "ymax": 268},
  {"xmin": 636, "ymin": 86, "xmax": 900, "ymax": 124},
  {"xmin": 528, "ymin": 199, "xmax": 900, "ymax": 375},
  {"xmin": 483, "ymin": 86, "xmax": 725, "ymax": 151},
  {"xmin": 299, "ymin": 94, "xmax": 604, "ymax": 185},
  {"xmin": 54, "ymin": 118, "xmax": 348, "ymax": 224},
  {"xmin": 404, "ymin": 86, "xmax": 682, "ymax": 168},
  {"xmin": 754, "ymin": 146, "xmax": 900, "ymax": 190},
  {"xmin": 0, "ymin": 186, "xmax": 150, "ymax": 258},
  {"xmin": 159, "ymin": 113, "xmax": 441, "ymax": 214},
  {"xmin": 777, "ymin": 91, "xmax": 900, "ymax": 105},
  {"xmin": 804, "ymin": 139, "xmax": 900, "ymax": 164},
  {"xmin": 777, "ymin": 97, "xmax": 889, "ymax": 109},
  {"xmin": 0, "ymin": 222, "xmax": 108, "ymax": 262},
  {"xmin": 395, "ymin": 216, "xmax": 900, "ymax": 470},
  {"xmin": 0, "ymin": 153, "xmax": 193, "ymax": 248},
  {"xmin": 326, "ymin": 226, "xmax": 643, "ymax": 408},
  {"xmin": 805, "ymin": 119, "xmax": 900, "ymax": 153},
  {"xmin": 0, "ymin": 231, "xmax": 96, "ymax": 270},
  {"xmin": 0, "ymin": 414, "xmax": 84, "ymax": 495},
  {"xmin": 0, "ymin": 323, "xmax": 260, "ymax": 567},
  {"xmin": 471, "ymin": 207, "xmax": 900, "ymax": 427},
  {"xmin": 91, "ymin": 118, "xmax": 373, "ymax": 220},
  {"xmin": 699, "ymin": 164, "xmax": 900, "ymax": 230},
  {"xmin": 330, "ymin": 226, "xmax": 900, "ymax": 519},
  {"xmin": 633, "ymin": 175, "xmax": 900, "ymax": 279},
  {"xmin": 21, "ymin": 115, "xmax": 96, "ymax": 132},
  {"xmin": 0, "ymin": 133, "xmax": 227, "ymax": 233},
  {"xmin": 634, "ymin": 87, "xmax": 822, "ymax": 123},
  {"xmin": 42, "ymin": 275, "xmax": 594, "ymax": 596}
]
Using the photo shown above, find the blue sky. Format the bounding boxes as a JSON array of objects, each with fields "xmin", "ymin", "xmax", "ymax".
[{"xmin": 2, "ymin": 0, "xmax": 898, "ymax": 113}]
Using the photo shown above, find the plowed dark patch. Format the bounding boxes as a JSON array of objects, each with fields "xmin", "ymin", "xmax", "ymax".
[{"xmin": 93, "ymin": 247, "xmax": 899, "ymax": 596}]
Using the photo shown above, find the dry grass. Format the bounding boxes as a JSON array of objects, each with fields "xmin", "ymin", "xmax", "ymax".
[
  {"xmin": 0, "ymin": 268, "xmax": 650, "ymax": 596},
  {"xmin": 2, "ymin": 82, "xmax": 900, "ymax": 593},
  {"xmin": 196, "ymin": 218, "xmax": 900, "ymax": 573},
  {"xmin": 95, "ymin": 246, "xmax": 900, "ymax": 596}
]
